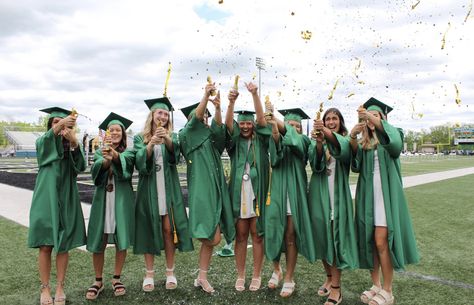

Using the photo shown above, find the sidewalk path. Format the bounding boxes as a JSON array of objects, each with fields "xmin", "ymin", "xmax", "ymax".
[{"xmin": 2, "ymin": 167, "xmax": 474, "ymax": 232}]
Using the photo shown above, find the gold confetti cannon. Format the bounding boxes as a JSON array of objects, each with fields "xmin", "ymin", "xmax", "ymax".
[
  {"xmin": 207, "ymin": 75, "xmax": 217, "ymax": 96},
  {"xmin": 264, "ymin": 95, "xmax": 273, "ymax": 119},
  {"xmin": 233, "ymin": 75, "xmax": 240, "ymax": 91},
  {"xmin": 311, "ymin": 102, "xmax": 324, "ymax": 136}
]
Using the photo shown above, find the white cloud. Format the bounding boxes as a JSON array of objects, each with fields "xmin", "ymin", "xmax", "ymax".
[{"xmin": 0, "ymin": 0, "xmax": 473, "ymax": 135}]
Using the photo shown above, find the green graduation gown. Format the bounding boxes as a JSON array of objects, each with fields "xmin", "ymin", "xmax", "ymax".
[
  {"xmin": 264, "ymin": 125, "xmax": 316, "ymax": 262},
  {"xmin": 352, "ymin": 120, "xmax": 420, "ymax": 271},
  {"xmin": 133, "ymin": 133, "xmax": 193, "ymax": 255},
  {"xmin": 178, "ymin": 115, "xmax": 235, "ymax": 243},
  {"xmin": 28, "ymin": 129, "xmax": 86, "ymax": 253},
  {"xmin": 86, "ymin": 149, "xmax": 136, "ymax": 253},
  {"xmin": 226, "ymin": 121, "xmax": 271, "ymax": 236},
  {"xmin": 308, "ymin": 133, "xmax": 358, "ymax": 269}
]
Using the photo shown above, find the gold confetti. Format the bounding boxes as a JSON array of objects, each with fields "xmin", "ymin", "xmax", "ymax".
[
  {"xmin": 252, "ymin": 73, "xmax": 256, "ymax": 80},
  {"xmin": 347, "ymin": 93, "xmax": 355, "ymax": 98},
  {"xmin": 441, "ymin": 22, "xmax": 451, "ymax": 50},
  {"xmin": 218, "ymin": 0, "xmax": 223, "ymax": 4},
  {"xmin": 410, "ymin": 102, "xmax": 424, "ymax": 119},
  {"xmin": 276, "ymin": 91, "xmax": 282, "ymax": 97},
  {"xmin": 454, "ymin": 84, "xmax": 461, "ymax": 105},
  {"xmin": 411, "ymin": 0, "xmax": 421, "ymax": 10},
  {"xmin": 357, "ymin": 80, "xmax": 365, "ymax": 85},
  {"xmin": 301, "ymin": 30, "xmax": 312, "ymax": 41},
  {"xmin": 418, "ymin": 113, "xmax": 424, "ymax": 119},
  {"xmin": 327, "ymin": 78, "xmax": 340, "ymax": 100},
  {"xmin": 353, "ymin": 58, "xmax": 362, "ymax": 78},
  {"xmin": 465, "ymin": 0, "xmax": 473, "ymax": 22}
]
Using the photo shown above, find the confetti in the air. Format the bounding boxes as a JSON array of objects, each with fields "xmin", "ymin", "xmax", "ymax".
[
  {"xmin": 441, "ymin": 22, "xmax": 451, "ymax": 50},
  {"xmin": 465, "ymin": 0, "xmax": 473, "ymax": 22},
  {"xmin": 327, "ymin": 78, "xmax": 340, "ymax": 100},
  {"xmin": 411, "ymin": 0, "xmax": 421, "ymax": 10},
  {"xmin": 357, "ymin": 80, "xmax": 366, "ymax": 85},
  {"xmin": 277, "ymin": 91, "xmax": 282, "ymax": 97},
  {"xmin": 353, "ymin": 58, "xmax": 362, "ymax": 79},
  {"xmin": 252, "ymin": 73, "xmax": 256, "ymax": 80},
  {"xmin": 347, "ymin": 93, "xmax": 355, "ymax": 98},
  {"xmin": 454, "ymin": 84, "xmax": 462, "ymax": 105},
  {"xmin": 218, "ymin": 0, "xmax": 224, "ymax": 4},
  {"xmin": 301, "ymin": 30, "xmax": 312, "ymax": 41},
  {"xmin": 410, "ymin": 102, "xmax": 424, "ymax": 119}
]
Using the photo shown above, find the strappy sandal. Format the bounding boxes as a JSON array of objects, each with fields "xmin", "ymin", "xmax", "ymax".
[
  {"xmin": 369, "ymin": 289, "xmax": 394, "ymax": 305},
  {"xmin": 142, "ymin": 269, "xmax": 155, "ymax": 292},
  {"xmin": 40, "ymin": 283, "xmax": 53, "ymax": 305},
  {"xmin": 280, "ymin": 281, "xmax": 296, "ymax": 298},
  {"xmin": 235, "ymin": 278, "xmax": 245, "ymax": 292},
  {"xmin": 193, "ymin": 269, "xmax": 215, "ymax": 294},
  {"xmin": 267, "ymin": 266, "xmax": 283, "ymax": 289},
  {"xmin": 318, "ymin": 274, "xmax": 332, "ymax": 296},
  {"xmin": 85, "ymin": 278, "xmax": 104, "ymax": 300},
  {"xmin": 165, "ymin": 266, "xmax": 177, "ymax": 290},
  {"xmin": 249, "ymin": 277, "xmax": 261, "ymax": 291},
  {"xmin": 112, "ymin": 275, "xmax": 126, "ymax": 297},
  {"xmin": 54, "ymin": 281, "xmax": 66, "ymax": 305},
  {"xmin": 360, "ymin": 285, "xmax": 381, "ymax": 304},
  {"xmin": 324, "ymin": 285, "xmax": 342, "ymax": 305}
]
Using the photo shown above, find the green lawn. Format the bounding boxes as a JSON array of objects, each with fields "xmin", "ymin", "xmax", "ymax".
[{"xmin": 1, "ymin": 175, "xmax": 473, "ymax": 304}]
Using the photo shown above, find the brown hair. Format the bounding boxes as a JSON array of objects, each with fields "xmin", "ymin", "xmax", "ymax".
[{"xmin": 322, "ymin": 107, "xmax": 348, "ymax": 136}]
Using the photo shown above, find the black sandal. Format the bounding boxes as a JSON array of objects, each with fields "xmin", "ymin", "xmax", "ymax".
[
  {"xmin": 325, "ymin": 285, "xmax": 342, "ymax": 305},
  {"xmin": 86, "ymin": 277, "xmax": 104, "ymax": 300},
  {"xmin": 112, "ymin": 275, "xmax": 126, "ymax": 297},
  {"xmin": 318, "ymin": 274, "xmax": 332, "ymax": 296}
]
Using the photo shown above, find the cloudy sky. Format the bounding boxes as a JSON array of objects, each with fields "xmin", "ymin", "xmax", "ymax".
[{"xmin": 1, "ymin": 0, "xmax": 473, "ymax": 135}]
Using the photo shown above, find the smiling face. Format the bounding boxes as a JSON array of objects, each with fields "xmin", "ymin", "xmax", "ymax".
[
  {"xmin": 287, "ymin": 120, "xmax": 302, "ymax": 134},
  {"xmin": 239, "ymin": 121, "xmax": 254, "ymax": 138},
  {"xmin": 324, "ymin": 111, "xmax": 341, "ymax": 133},
  {"xmin": 108, "ymin": 124, "xmax": 123, "ymax": 146},
  {"xmin": 153, "ymin": 109, "xmax": 169, "ymax": 127}
]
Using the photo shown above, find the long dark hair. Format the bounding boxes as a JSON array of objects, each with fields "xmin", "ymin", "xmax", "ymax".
[
  {"xmin": 322, "ymin": 108, "xmax": 348, "ymax": 136},
  {"xmin": 115, "ymin": 126, "xmax": 127, "ymax": 153}
]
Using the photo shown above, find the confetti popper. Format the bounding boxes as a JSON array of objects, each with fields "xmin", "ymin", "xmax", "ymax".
[
  {"xmin": 70, "ymin": 108, "xmax": 78, "ymax": 118},
  {"xmin": 411, "ymin": 0, "xmax": 421, "ymax": 10},
  {"xmin": 465, "ymin": 0, "xmax": 473, "ymax": 22},
  {"xmin": 233, "ymin": 75, "xmax": 240, "ymax": 91},
  {"xmin": 264, "ymin": 95, "xmax": 273, "ymax": 119},
  {"xmin": 441, "ymin": 22, "xmax": 451, "ymax": 50},
  {"xmin": 311, "ymin": 102, "xmax": 324, "ymax": 136},
  {"xmin": 103, "ymin": 130, "xmax": 111, "ymax": 150},
  {"xmin": 207, "ymin": 75, "xmax": 217, "ymax": 96},
  {"xmin": 327, "ymin": 78, "xmax": 340, "ymax": 100},
  {"xmin": 454, "ymin": 84, "xmax": 462, "ymax": 105},
  {"xmin": 163, "ymin": 62, "xmax": 171, "ymax": 97}
]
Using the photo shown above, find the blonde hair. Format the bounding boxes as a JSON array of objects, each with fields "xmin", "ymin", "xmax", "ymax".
[
  {"xmin": 359, "ymin": 111, "xmax": 386, "ymax": 150},
  {"xmin": 142, "ymin": 110, "xmax": 173, "ymax": 144}
]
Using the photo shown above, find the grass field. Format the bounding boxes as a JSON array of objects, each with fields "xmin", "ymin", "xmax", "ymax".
[{"xmin": 1, "ymin": 174, "xmax": 473, "ymax": 304}]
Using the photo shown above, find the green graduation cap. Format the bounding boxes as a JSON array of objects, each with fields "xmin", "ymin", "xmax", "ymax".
[
  {"xmin": 39, "ymin": 107, "xmax": 71, "ymax": 119},
  {"xmin": 363, "ymin": 97, "xmax": 393, "ymax": 116},
  {"xmin": 144, "ymin": 97, "xmax": 174, "ymax": 111},
  {"xmin": 180, "ymin": 102, "xmax": 212, "ymax": 119},
  {"xmin": 278, "ymin": 108, "xmax": 310, "ymax": 123},
  {"xmin": 234, "ymin": 110, "xmax": 255, "ymax": 122},
  {"xmin": 98, "ymin": 112, "xmax": 133, "ymax": 131}
]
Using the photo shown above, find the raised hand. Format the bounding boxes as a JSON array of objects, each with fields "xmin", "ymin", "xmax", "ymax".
[
  {"xmin": 210, "ymin": 90, "xmax": 221, "ymax": 108},
  {"xmin": 357, "ymin": 105, "xmax": 368, "ymax": 122},
  {"xmin": 350, "ymin": 122, "xmax": 366, "ymax": 138},
  {"xmin": 228, "ymin": 89, "xmax": 239, "ymax": 104},
  {"xmin": 245, "ymin": 82, "xmax": 258, "ymax": 95},
  {"xmin": 204, "ymin": 82, "xmax": 217, "ymax": 98},
  {"xmin": 61, "ymin": 115, "xmax": 77, "ymax": 129}
]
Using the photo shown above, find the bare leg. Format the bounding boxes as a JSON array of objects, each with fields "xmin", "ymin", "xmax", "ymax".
[
  {"xmin": 196, "ymin": 226, "xmax": 221, "ymax": 292},
  {"xmin": 112, "ymin": 249, "xmax": 127, "ymax": 294},
  {"xmin": 318, "ymin": 260, "xmax": 332, "ymax": 295},
  {"xmin": 374, "ymin": 226, "xmax": 393, "ymax": 293},
  {"xmin": 54, "ymin": 251, "xmax": 69, "ymax": 301},
  {"xmin": 326, "ymin": 265, "xmax": 341, "ymax": 303},
  {"xmin": 235, "ymin": 218, "xmax": 250, "ymax": 279},
  {"xmin": 162, "ymin": 215, "xmax": 176, "ymax": 276},
  {"xmin": 143, "ymin": 253, "xmax": 155, "ymax": 291},
  {"xmin": 284, "ymin": 216, "xmax": 297, "ymax": 283},
  {"xmin": 86, "ymin": 236, "xmax": 107, "ymax": 299},
  {"xmin": 249, "ymin": 217, "xmax": 264, "ymax": 279},
  {"xmin": 39, "ymin": 246, "xmax": 53, "ymax": 304}
]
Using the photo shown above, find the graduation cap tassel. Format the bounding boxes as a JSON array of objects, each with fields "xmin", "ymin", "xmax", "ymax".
[
  {"xmin": 266, "ymin": 166, "xmax": 272, "ymax": 206},
  {"xmin": 255, "ymin": 201, "xmax": 260, "ymax": 217},
  {"xmin": 170, "ymin": 207, "xmax": 178, "ymax": 244}
]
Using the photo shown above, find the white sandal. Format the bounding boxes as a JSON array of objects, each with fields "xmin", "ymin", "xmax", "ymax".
[
  {"xmin": 142, "ymin": 269, "xmax": 155, "ymax": 292},
  {"xmin": 360, "ymin": 285, "xmax": 381, "ymax": 304},
  {"xmin": 165, "ymin": 266, "xmax": 177, "ymax": 290},
  {"xmin": 267, "ymin": 267, "xmax": 283, "ymax": 289},
  {"xmin": 369, "ymin": 289, "xmax": 394, "ymax": 305},
  {"xmin": 280, "ymin": 281, "xmax": 296, "ymax": 298},
  {"xmin": 193, "ymin": 269, "xmax": 215, "ymax": 294}
]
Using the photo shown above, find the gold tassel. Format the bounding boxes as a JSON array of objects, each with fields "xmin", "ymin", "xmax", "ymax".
[
  {"xmin": 266, "ymin": 192, "xmax": 271, "ymax": 206},
  {"xmin": 170, "ymin": 208, "xmax": 178, "ymax": 244},
  {"xmin": 255, "ymin": 201, "xmax": 260, "ymax": 217},
  {"xmin": 266, "ymin": 166, "xmax": 272, "ymax": 206}
]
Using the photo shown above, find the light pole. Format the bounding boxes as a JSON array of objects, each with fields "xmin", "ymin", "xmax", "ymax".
[{"xmin": 255, "ymin": 57, "xmax": 265, "ymax": 98}]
